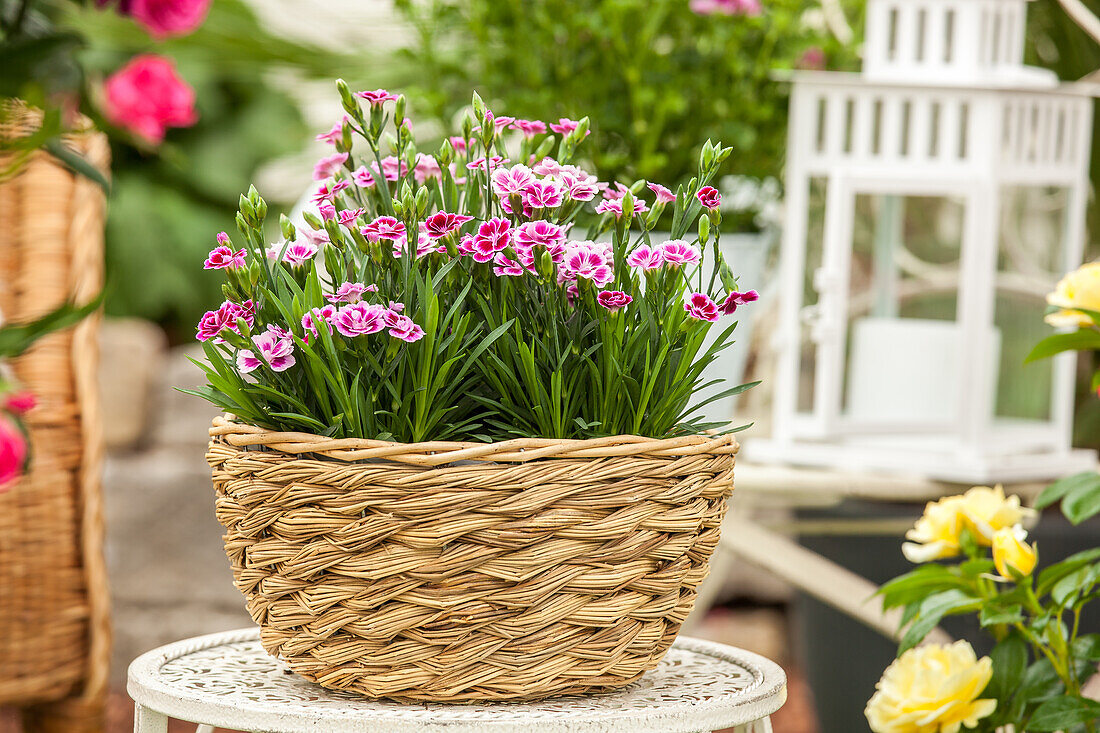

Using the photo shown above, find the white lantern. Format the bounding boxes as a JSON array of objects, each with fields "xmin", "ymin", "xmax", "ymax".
[{"xmin": 746, "ymin": 0, "xmax": 1100, "ymax": 482}]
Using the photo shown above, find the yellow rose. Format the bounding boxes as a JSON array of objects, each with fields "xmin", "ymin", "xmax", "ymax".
[
  {"xmin": 865, "ymin": 641, "xmax": 997, "ymax": 733},
  {"xmin": 955, "ymin": 485, "xmax": 1035, "ymax": 544},
  {"xmin": 992, "ymin": 526, "xmax": 1038, "ymax": 579},
  {"xmin": 903, "ymin": 496, "xmax": 966, "ymax": 563},
  {"xmin": 1046, "ymin": 262, "xmax": 1100, "ymax": 328}
]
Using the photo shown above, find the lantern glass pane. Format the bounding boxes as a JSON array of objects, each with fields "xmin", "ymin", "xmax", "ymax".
[
  {"xmin": 991, "ymin": 185, "xmax": 1069, "ymax": 424},
  {"xmin": 796, "ymin": 177, "xmax": 828, "ymax": 415},
  {"xmin": 841, "ymin": 193, "xmax": 966, "ymax": 429}
]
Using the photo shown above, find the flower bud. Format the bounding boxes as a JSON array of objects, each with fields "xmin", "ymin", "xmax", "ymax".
[
  {"xmin": 238, "ymin": 194, "xmax": 254, "ymax": 221},
  {"xmin": 235, "ymin": 212, "xmax": 248, "ymax": 236},
  {"xmin": 336, "ymin": 79, "xmax": 363, "ymax": 123},
  {"xmin": 415, "ymin": 186, "xmax": 429, "ymax": 215},
  {"xmin": 394, "ymin": 94, "xmax": 407, "ymax": 125},
  {"xmin": 534, "ymin": 136, "xmax": 555, "ymax": 161},
  {"xmin": 254, "ymin": 196, "xmax": 268, "ymax": 222},
  {"xmin": 302, "ymin": 210, "xmax": 323, "ymax": 230},
  {"xmin": 471, "ymin": 91, "xmax": 487, "ymax": 122},
  {"xmin": 462, "ymin": 115, "xmax": 474, "ymax": 143},
  {"xmin": 393, "ymin": 199, "xmax": 405, "ymax": 218},
  {"xmin": 280, "ymin": 214, "xmax": 296, "ymax": 242},
  {"xmin": 620, "ymin": 189, "xmax": 634, "ymax": 223},
  {"xmin": 438, "ymin": 138, "xmax": 455, "ymax": 166},
  {"xmin": 700, "ymin": 140, "xmax": 715, "ymax": 172},
  {"xmin": 698, "ymin": 214, "xmax": 711, "ymax": 246}
]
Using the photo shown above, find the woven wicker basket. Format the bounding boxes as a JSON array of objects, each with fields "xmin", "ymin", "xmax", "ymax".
[
  {"xmin": 0, "ymin": 105, "xmax": 109, "ymax": 731},
  {"xmin": 207, "ymin": 414, "xmax": 737, "ymax": 702}
]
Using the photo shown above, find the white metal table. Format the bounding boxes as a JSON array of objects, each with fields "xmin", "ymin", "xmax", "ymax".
[{"xmin": 127, "ymin": 628, "xmax": 786, "ymax": 733}]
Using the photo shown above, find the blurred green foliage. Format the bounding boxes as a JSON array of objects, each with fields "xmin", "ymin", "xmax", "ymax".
[
  {"xmin": 63, "ymin": 0, "xmax": 358, "ymax": 338},
  {"xmin": 391, "ymin": 0, "xmax": 861, "ymax": 225}
]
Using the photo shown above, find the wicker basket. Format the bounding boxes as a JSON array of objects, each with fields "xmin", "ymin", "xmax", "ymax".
[
  {"xmin": 0, "ymin": 105, "xmax": 109, "ymax": 731},
  {"xmin": 207, "ymin": 415, "xmax": 737, "ymax": 702}
]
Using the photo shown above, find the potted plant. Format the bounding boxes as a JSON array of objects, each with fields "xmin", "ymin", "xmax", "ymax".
[{"xmin": 189, "ymin": 83, "xmax": 758, "ymax": 701}]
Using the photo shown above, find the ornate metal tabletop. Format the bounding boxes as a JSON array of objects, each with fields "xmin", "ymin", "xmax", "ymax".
[{"xmin": 127, "ymin": 628, "xmax": 786, "ymax": 733}]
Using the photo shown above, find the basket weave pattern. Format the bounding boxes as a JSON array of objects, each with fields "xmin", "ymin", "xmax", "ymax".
[
  {"xmin": 207, "ymin": 415, "xmax": 737, "ymax": 702},
  {"xmin": 0, "ymin": 104, "xmax": 109, "ymax": 730}
]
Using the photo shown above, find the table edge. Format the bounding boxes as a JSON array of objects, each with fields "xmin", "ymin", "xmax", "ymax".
[{"xmin": 127, "ymin": 628, "xmax": 787, "ymax": 733}]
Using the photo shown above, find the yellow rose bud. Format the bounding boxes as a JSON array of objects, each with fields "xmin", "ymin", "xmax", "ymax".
[
  {"xmin": 866, "ymin": 641, "xmax": 997, "ymax": 733},
  {"xmin": 992, "ymin": 526, "xmax": 1038, "ymax": 580},
  {"xmin": 1046, "ymin": 261, "xmax": 1100, "ymax": 328}
]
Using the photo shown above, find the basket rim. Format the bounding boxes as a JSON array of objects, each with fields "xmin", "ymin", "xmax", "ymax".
[{"xmin": 210, "ymin": 414, "xmax": 739, "ymax": 467}]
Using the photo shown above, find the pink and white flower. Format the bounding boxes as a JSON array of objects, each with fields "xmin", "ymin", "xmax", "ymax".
[
  {"xmin": 469, "ymin": 217, "xmax": 511, "ymax": 263},
  {"xmin": 204, "ymin": 245, "xmax": 246, "ymax": 269},
  {"xmin": 531, "ymin": 157, "xmax": 562, "ymax": 176},
  {"xmin": 422, "ymin": 212, "xmax": 473, "ymax": 239},
  {"xmin": 597, "ymin": 290, "xmax": 633, "ymax": 311},
  {"xmin": 332, "ymin": 302, "xmax": 387, "ymax": 337},
  {"xmin": 312, "ymin": 179, "xmax": 349, "ymax": 203},
  {"xmin": 315, "ymin": 118, "xmax": 347, "ymax": 145},
  {"xmin": 627, "ymin": 244, "xmax": 664, "ymax": 270},
  {"xmin": 384, "ymin": 309, "xmax": 425, "ymax": 342},
  {"xmin": 313, "ymin": 152, "xmax": 348, "ymax": 181},
  {"xmin": 595, "ymin": 197, "xmax": 649, "ymax": 217},
  {"xmin": 466, "ymin": 155, "xmax": 508, "ymax": 172},
  {"xmin": 301, "ymin": 305, "xmax": 336, "ymax": 342},
  {"xmin": 318, "ymin": 202, "xmax": 337, "ymax": 221},
  {"xmin": 351, "ymin": 165, "xmax": 375, "ymax": 188},
  {"xmin": 684, "ymin": 292, "xmax": 720, "ymax": 322},
  {"xmin": 719, "ymin": 289, "xmax": 759, "ymax": 315},
  {"xmin": 268, "ymin": 241, "xmax": 319, "ymax": 267},
  {"xmin": 559, "ymin": 169, "xmax": 600, "ymax": 201},
  {"xmin": 196, "ymin": 299, "xmax": 253, "ymax": 342},
  {"xmin": 338, "ymin": 208, "xmax": 365, "ymax": 228},
  {"xmin": 514, "ymin": 220, "xmax": 567, "ymax": 259},
  {"xmin": 561, "ymin": 242, "xmax": 613, "ymax": 286},
  {"xmin": 550, "ymin": 118, "xmax": 589, "ymax": 137},
  {"xmin": 658, "ymin": 240, "xmax": 701, "ymax": 267},
  {"xmin": 696, "ymin": 185, "xmax": 722, "ymax": 210},
  {"xmin": 492, "ymin": 164, "xmax": 535, "ymax": 197},
  {"xmin": 237, "ymin": 325, "xmax": 297, "ymax": 373},
  {"xmin": 648, "ymin": 182, "xmax": 676, "ymax": 204},
  {"xmin": 413, "ymin": 154, "xmax": 442, "ymax": 184},
  {"xmin": 326, "ymin": 282, "xmax": 369, "ymax": 304},
  {"xmin": 493, "ymin": 250, "xmax": 536, "ymax": 277},
  {"xmin": 361, "ymin": 216, "xmax": 407, "ymax": 242},
  {"xmin": 355, "ymin": 88, "xmax": 399, "ymax": 106},
  {"xmin": 523, "ymin": 179, "xmax": 564, "ymax": 209},
  {"xmin": 448, "ymin": 136, "xmax": 468, "ymax": 154},
  {"xmin": 513, "ymin": 119, "xmax": 547, "ymax": 138}
]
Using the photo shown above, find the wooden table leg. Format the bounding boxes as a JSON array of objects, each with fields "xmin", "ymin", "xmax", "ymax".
[
  {"xmin": 732, "ymin": 717, "xmax": 772, "ymax": 732},
  {"xmin": 133, "ymin": 706, "xmax": 167, "ymax": 733}
]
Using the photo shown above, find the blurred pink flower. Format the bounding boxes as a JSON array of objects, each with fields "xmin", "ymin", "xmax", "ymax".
[
  {"xmin": 318, "ymin": 202, "xmax": 337, "ymax": 221},
  {"xmin": 449, "ymin": 136, "xmax": 468, "ymax": 154},
  {"xmin": 513, "ymin": 119, "xmax": 547, "ymax": 138},
  {"xmin": 315, "ymin": 117, "xmax": 347, "ymax": 145},
  {"xmin": 798, "ymin": 47, "xmax": 827, "ymax": 70},
  {"xmin": 466, "ymin": 155, "xmax": 508, "ymax": 172},
  {"xmin": 351, "ymin": 166, "xmax": 375, "ymax": 188},
  {"xmin": 128, "ymin": 0, "xmax": 211, "ymax": 39},
  {"xmin": 414, "ymin": 154, "xmax": 442, "ymax": 184},
  {"xmin": 313, "ymin": 152, "xmax": 348, "ymax": 181},
  {"xmin": 104, "ymin": 54, "xmax": 197, "ymax": 144},
  {"xmin": 237, "ymin": 326, "xmax": 297, "ymax": 373},
  {"xmin": 0, "ymin": 415, "xmax": 27, "ymax": 492},
  {"xmin": 3, "ymin": 392, "xmax": 36, "ymax": 415},
  {"xmin": 595, "ymin": 198, "xmax": 649, "ymax": 217},
  {"xmin": 550, "ymin": 118, "xmax": 589, "ymax": 137},
  {"xmin": 684, "ymin": 292, "xmax": 720, "ymax": 322},
  {"xmin": 691, "ymin": 0, "xmax": 761, "ymax": 16},
  {"xmin": 312, "ymin": 180, "xmax": 349, "ymax": 203}
]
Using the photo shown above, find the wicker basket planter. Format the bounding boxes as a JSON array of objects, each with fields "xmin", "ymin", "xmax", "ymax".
[
  {"xmin": 207, "ymin": 414, "xmax": 737, "ymax": 702},
  {"xmin": 0, "ymin": 106, "xmax": 109, "ymax": 731}
]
